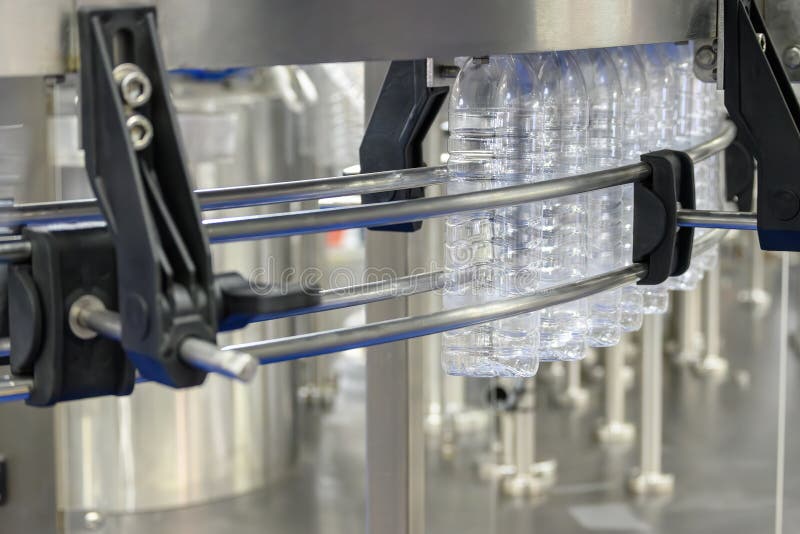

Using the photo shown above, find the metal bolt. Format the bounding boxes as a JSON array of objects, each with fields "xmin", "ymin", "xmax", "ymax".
[
  {"xmin": 757, "ymin": 33, "xmax": 767, "ymax": 52},
  {"xmin": 69, "ymin": 295, "xmax": 106, "ymax": 340},
  {"xmin": 695, "ymin": 45, "xmax": 717, "ymax": 69},
  {"xmin": 783, "ymin": 45, "xmax": 800, "ymax": 69},
  {"xmin": 112, "ymin": 63, "xmax": 152, "ymax": 108},
  {"xmin": 126, "ymin": 114, "xmax": 154, "ymax": 151}
]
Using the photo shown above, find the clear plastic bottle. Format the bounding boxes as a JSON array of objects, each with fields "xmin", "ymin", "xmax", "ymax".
[
  {"xmin": 575, "ymin": 49, "xmax": 624, "ymax": 347},
  {"xmin": 532, "ymin": 51, "xmax": 589, "ymax": 361},
  {"xmin": 441, "ymin": 55, "xmax": 539, "ymax": 377},
  {"xmin": 663, "ymin": 42, "xmax": 706, "ymax": 291},
  {"xmin": 490, "ymin": 55, "xmax": 540, "ymax": 376},
  {"xmin": 607, "ymin": 46, "xmax": 647, "ymax": 333},
  {"xmin": 637, "ymin": 44, "xmax": 676, "ymax": 314}
]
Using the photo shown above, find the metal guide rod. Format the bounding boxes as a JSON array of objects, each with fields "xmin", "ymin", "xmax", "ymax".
[
  {"xmin": 75, "ymin": 307, "xmax": 258, "ymax": 383},
  {"xmin": 0, "ymin": 123, "xmax": 737, "ymax": 262},
  {"xmin": 677, "ymin": 209, "xmax": 757, "ymax": 230},
  {"xmin": 3, "ymin": 166, "xmax": 448, "ymax": 227},
  {"xmin": 0, "ymin": 230, "xmax": 728, "ymax": 402},
  {"xmin": 0, "ymin": 269, "xmax": 449, "ymax": 359},
  {"xmin": 204, "ymin": 164, "xmax": 651, "ymax": 242},
  {"xmin": 231, "ymin": 265, "xmax": 648, "ymax": 363}
]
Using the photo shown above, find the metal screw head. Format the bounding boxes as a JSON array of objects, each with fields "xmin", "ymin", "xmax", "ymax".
[
  {"xmin": 695, "ymin": 45, "xmax": 717, "ymax": 69},
  {"xmin": 112, "ymin": 63, "xmax": 152, "ymax": 108},
  {"xmin": 68, "ymin": 295, "xmax": 106, "ymax": 340},
  {"xmin": 757, "ymin": 33, "xmax": 767, "ymax": 52},
  {"xmin": 126, "ymin": 114, "xmax": 154, "ymax": 151},
  {"xmin": 783, "ymin": 45, "xmax": 800, "ymax": 69}
]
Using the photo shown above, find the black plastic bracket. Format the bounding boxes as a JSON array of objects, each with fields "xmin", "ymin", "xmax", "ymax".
[
  {"xmin": 725, "ymin": 131, "xmax": 755, "ymax": 211},
  {"xmin": 8, "ymin": 227, "xmax": 134, "ymax": 406},
  {"xmin": 79, "ymin": 7, "xmax": 216, "ymax": 387},
  {"xmin": 723, "ymin": 0, "xmax": 800, "ymax": 250},
  {"xmin": 359, "ymin": 60, "xmax": 449, "ymax": 232},
  {"xmin": 633, "ymin": 150, "xmax": 696, "ymax": 285},
  {"xmin": 215, "ymin": 272, "xmax": 320, "ymax": 332}
]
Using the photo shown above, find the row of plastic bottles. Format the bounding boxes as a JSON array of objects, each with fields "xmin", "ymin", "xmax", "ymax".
[{"xmin": 441, "ymin": 43, "xmax": 726, "ymax": 377}]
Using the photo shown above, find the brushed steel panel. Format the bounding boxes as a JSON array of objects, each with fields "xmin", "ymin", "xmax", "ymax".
[{"xmin": 0, "ymin": 0, "xmax": 715, "ymax": 77}]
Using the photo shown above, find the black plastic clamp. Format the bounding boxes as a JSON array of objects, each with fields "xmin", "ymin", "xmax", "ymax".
[
  {"xmin": 723, "ymin": 0, "xmax": 800, "ymax": 250},
  {"xmin": 8, "ymin": 227, "xmax": 135, "ymax": 406},
  {"xmin": 633, "ymin": 150, "xmax": 696, "ymax": 285},
  {"xmin": 359, "ymin": 60, "xmax": 449, "ymax": 232}
]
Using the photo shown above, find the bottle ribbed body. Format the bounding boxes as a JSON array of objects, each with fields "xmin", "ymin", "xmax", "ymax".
[
  {"xmin": 608, "ymin": 46, "xmax": 647, "ymax": 333},
  {"xmin": 533, "ymin": 52, "xmax": 589, "ymax": 361},
  {"xmin": 576, "ymin": 49, "xmax": 624, "ymax": 347},
  {"xmin": 637, "ymin": 44, "xmax": 676, "ymax": 314},
  {"xmin": 442, "ymin": 56, "xmax": 540, "ymax": 377}
]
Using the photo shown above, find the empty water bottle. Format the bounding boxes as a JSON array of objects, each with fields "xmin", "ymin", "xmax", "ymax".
[
  {"xmin": 608, "ymin": 46, "xmax": 647, "ymax": 332},
  {"xmin": 441, "ymin": 55, "xmax": 540, "ymax": 377},
  {"xmin": 575, "ymin": 49, "xmax": 624, "ymax": 347},
  {"xmin": 637, "ymin": 44, "xmax": 676, "ymax": 314},
  {"xmin": 532, "ymin": 51, "xmax": 589, "ymax": 361}
]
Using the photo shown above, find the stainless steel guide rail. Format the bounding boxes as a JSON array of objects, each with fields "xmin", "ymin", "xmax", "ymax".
[
  {"xmin": 0, "ymin": 229, "xmax": 729, "ymax": 402},
  {"xmin": 0, "ymin": 120, "xmax": 741, "ymax": 400},
  {"xmin": 2, "ymin": 166, "xmax": 449, "ymax": 227},
  {"xmin": 0, "ymin": 121, "xmax": 740, "ymax": 262}
]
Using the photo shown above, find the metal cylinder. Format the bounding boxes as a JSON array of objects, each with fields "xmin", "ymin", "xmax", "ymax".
[
  {"xmin": 597, "ymin": 343, "xmax": 635, "ymax": 444},
  {"xmin": 629, "ymin": 314, "xmax": 674, "ymax": 495},
  {"xmin": 673, "ymin": 289, "xmax": 704, "ymax": 365},
  {"xmin": 695, "ymin": 260, "xmax": 729, "ymax": 378}
]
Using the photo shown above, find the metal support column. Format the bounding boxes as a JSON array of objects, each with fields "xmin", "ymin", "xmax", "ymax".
[
  {"xmin": 738, "ymin": 232, "xmax": 771, "ymax": 314},
  {"xmin": 556, "ymin": 360, "xmax": 589, "ymax": 408},
  {"xmin": 695, "ymin": 261, "xmax": 730, "ymax": 378},
  {"xmin": 501, "ymin": 380, "xmax": 557, "ymax": 498},
  {"xmin": 597, "ymin": 343, "xmax": 636, "ymax": 444},
  {"xmin": 673, "ymin": 289, "xmax": 704, "ymax": 365},
  {"xmin": 629, "ymin": 314, "xmax": 674, "ymax": 495}
]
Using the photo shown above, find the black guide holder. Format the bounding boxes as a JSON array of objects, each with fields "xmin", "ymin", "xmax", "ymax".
[
  {"xmin": 79, "ymin": 6, "xmax": 320, "ymax": 389},
  {"xmin": 725, "ymin": 130, "xmax": 755, "ymax": 212},
  {"xmin": 7, "ymin": 226, "xmax": 134, "ymax": 406},
  {"xmin": 723, "ymin": 0, "xmax": 800, "ymax": 250},
  {"xmin": 633, "ymin": 150, "xmax": 696, "ymax": 285},
  {"xmin": 80, "ymin": 6, "xmax": 218, "ymax": 387},
  {"xmin": 359, "ymin": 60, "xmax": 449, "ymax": 232}
]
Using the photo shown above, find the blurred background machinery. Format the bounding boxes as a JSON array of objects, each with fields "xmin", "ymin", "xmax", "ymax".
[{"xmin": 0, "ymin": 1, "xmax": 798, "ymax": 534}]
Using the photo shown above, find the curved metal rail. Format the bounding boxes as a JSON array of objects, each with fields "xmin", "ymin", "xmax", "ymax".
[
  {"xmin": 0, "ymin": 121, "xmax": 739, "ymax": 262},
  {"xmin": 2, "ymin": 166, "xmax": 449, "ymax": 227},
  {"xmin": 0, "ymin": 229, "xmax": 730, "ymax": 402}
]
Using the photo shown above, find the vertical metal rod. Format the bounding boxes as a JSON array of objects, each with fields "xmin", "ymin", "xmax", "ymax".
[
  {"xmin": 695, "ymin": 261, "xmax": 729, "ymax": 378},
  {"xmin": 674, "ymin": 289, "xmax": 703, "ymax": 365},
  {"xmin": 557, "ymin": 358, "xmax": 589, "ymax": 408},
  {"xmin": 501, "ymin": 381, "xmax": 556, "ymax": 497},
  {"xmin": 629, "ymin": 314, "xmax": 674, "ymax": 495},
  {"xmin": 597, "ymin": 343, "xmax": 635, "ymax": 444},
  {"xmin": 738, "ymin": 232, "xmax": 771, "ymax": 312},
  {"xmin": 641, "ymin": 316, "xmax": 662, "ymax": 473}
]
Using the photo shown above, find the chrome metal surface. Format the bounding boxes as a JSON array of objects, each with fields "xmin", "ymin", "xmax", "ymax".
[
  {"xmin": 0, "ymin": 238, "xmax": 32, "ymax": 262},
  {"xmin": 68, "ymin": 294, "xmax": 105, "ymax": 340},
  {"xmin": 673, "ymin": 289, "xmax": 704, "ymax": 365},
  {"xmin": 597, "ymin": 343, "xmax": 636, "ymax": 445},
  {"xmin": 3, "ymin": 166, "xmax": 448, "ymax": 227},
  {"xmin": 677, "ymin": 209, "xmax": 757, "ymax": 230},
  {"xmin": 0, "ymin": 372, "xmax": 32, "ymax": 400},
  {"xmin": 113, "ymin": 63, "xmax": 153, "ymax": 108},
  {"xmin": 0, "ymin": 337, "xmax": 9, "ymax": 357},
  {"xmin": 229, "ymin": 265, "xmax": 647, "ymax": 363},
  {"xmin": 0, "ymin": 0, "xmax": 715, "ymax": 77},
  {"xmin": 683, "ymin": 120, "xmax": 737, "ymax": 162},
  {"xmin": 75, "ymin": 299, "xmax": 259, "ymax": 383},
  {"xmin": 695, "ymin": 261, "xmax": 729, "ymax": 377},
  {"xmin": 629, "ymin": 314, "xmax": 675, "ymax": 496},
  {"xmin": 206, "ymin": 164, "xmax": 651, "ymax": 243}
]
